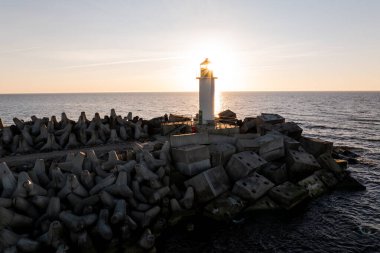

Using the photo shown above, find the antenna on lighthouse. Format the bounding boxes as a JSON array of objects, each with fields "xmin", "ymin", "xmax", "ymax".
[{"xmin": 197, "ymin": 58, "xmax": 217, "ymax": 125}]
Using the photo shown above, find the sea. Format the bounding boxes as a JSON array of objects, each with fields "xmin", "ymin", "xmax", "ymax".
[{"xmin": 0, "ymin": 91, "xmax": 379, "ymax": 253}]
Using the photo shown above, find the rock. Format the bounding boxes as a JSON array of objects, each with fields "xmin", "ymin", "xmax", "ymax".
[
  {"xmin": 203, "ymin": 192, "xmax": 245, "ymax": 221},
  {"xmin": 287, "ymin": 150, "xmax": 321, "ymax": 182},
  {"xmin": 259, "ymin": 136, "xmax": 285, "ymax": 161},
  {"xmin": 170, "ymin": 133, "xmax": 209, "ymax": 148},
  {"xmin": 269, "ymin": 181, "xmax": 308, "ymax": 209},
  {"xmin": 172, "ymin": 145, "xmax": 211, "ymax": 176},
  {"xmin": 226, "ymin": 151, "xmax": 267, "ymax": 182},
  {"xmin": 300, "ymin": 137, "xmax": 333, "ymax": 158},
  {"xmin": 184, "ymin": 166, "xmax": 230, "ymax": 203},
  {"xmin": 232, "ymin": 172, "xmax": 274, "ymax": 201}
]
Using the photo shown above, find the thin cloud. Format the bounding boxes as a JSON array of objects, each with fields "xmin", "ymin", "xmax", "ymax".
[
  {"xmin": 0, "ymin": 47, "xmax": 42, "ymax": 55},
  {"xmin": 58, "ymin": 56, "xmax": 185, "ymax": 70}
]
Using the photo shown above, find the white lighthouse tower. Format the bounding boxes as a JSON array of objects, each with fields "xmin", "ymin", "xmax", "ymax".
[{"xmin": 197, "ymin": 58, "xmax": 217, "ymax": 124}]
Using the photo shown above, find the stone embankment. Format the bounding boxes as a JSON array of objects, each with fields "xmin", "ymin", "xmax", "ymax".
[{"xmin": 0, "ymin": 110, "xmax": 365, "ymax": 252}]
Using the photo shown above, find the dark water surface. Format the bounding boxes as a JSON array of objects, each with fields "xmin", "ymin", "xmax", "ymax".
[{"xmin": 0, "ymin": 92, "xmax": 379, "ymax": 252}]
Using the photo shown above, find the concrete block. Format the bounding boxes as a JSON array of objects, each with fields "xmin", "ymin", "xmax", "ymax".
[
  {"xmin": 259, "ymin": 136, "xmax": 285, "ymax": 161},
  {"xmin": 298, "ymin": 173, "xmax": 327, "ymax": 197},
  {"xmin": 208, "ymin": 134, "xmax": 236, "ymax": 145},
  {"xmin": 318, "ymin": 152, "xmax": 345, "ymax": 179},
  {"xmin": 175, "ymin": 159, "xmax": 211, "ymax": 176},
  {"xmin": 236, "ymin": 134, "xmax": 278, "ymax": 152},
  {"xmin": 287, "ymin": 150, "xmax": 321, "ymax": 182},
  {"xmin": 226, "ymin": 151, "xmax": 267, "ymax": 182},
  {"xmin": 171, "ymin": 145, "xmax": 210, "ymax": 164},
  {"xmin": 283, "ymin": 135, "xmax": 301, "ymax": 151},
  {"xmin": 209, "ymin": 143, "xmax": 236, "ymax": 167},
  {"xmin": 300, "ymin": 137, "xmax": 333, "ymax": 157},
  {"xmin": 184, "ymin": 166, "xmax": 230, "ymax": 203},
  {"xmin": 240, "ymin": 119, "xmax": 256, "ymax": 133},
  {"xmin": 269, "ymin": 181, "xmax": 308, "ymax": 209},
  {"xmin": 314, "ymin": 170, "xmax": 338, "ymax": 188},
  {"xmin": 258, "ymin": 163, "xmax": 288, "ymax": 185},
  {"xmin": 233, "ymin": 133, "xmax": 260, "ymax": 139},
  {"xmin": 170, "ymin": 133, "xmax": 209, "ymax": 148},
  {"xmin": 203, "ymin": 192, "xmax": 245, "ymax": 221},
  {"xmin": 257, "ymin": 113, "xmax": 285, "ymax": 125},
  {"xmin": 218, "ymin": 109, "xmax": 236, "ymax": 119},
  {"xmin": 243, "ymin": 196, "xmax": 281, "ymax": 213},
  {"xmin": 207, "ymin": 127, "xmax": 240, "ymax": 136},
  {"xmin": 272, "ymin": 122, "xmax": 303, "ymax": 139},
  {"xmin": 335, "ymin": 159, "xmax": 348, "ymax": 170},
  {"xmin": 172, "ymin": 145, "xmax": 211, "ymax": 176},
  {"xmin": 232, "ymin": 172, "xmax": 274, "ymax": 201}
]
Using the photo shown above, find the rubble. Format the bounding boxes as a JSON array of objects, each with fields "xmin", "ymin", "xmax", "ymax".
[{"xmin": 0, "ymin": 111, "xmax": 366, "ymax": 252}]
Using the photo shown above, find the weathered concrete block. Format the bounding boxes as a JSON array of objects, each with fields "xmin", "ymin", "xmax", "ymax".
[
  {"xmin": 203, "ymin": 192, "xmax": 245, "ymax": 221},
  {"xmin": 271, "ymin": 122, "xmax": 303, "ymax": 139},
  {"xmin": 259, "ymin": 136, "xmax": 285, "ymax": 161},
  {"xmin": 240, "ymin": 119, "xmax": 256, "ymax": 133},
  {"xmin": 258, "ymin": 163, "xmax": 288, "ymax": 185},
  {"xmin": 300, "ymin": 137, "xmax": 333, "ymax": 157},
  {"xmin": 233, "ymin": 133, "xmax": 260, "ymax": 139},
  {"xmin": 209, "ymin": 143, "xmax": 236, "ymax": 167},
  {"xmin": 257, "ymin": 113, "xmax": 285, "ymax": 125},
  {"xmin": 236, "ymin": 134, "xmax": 278, "ymax": 152},
  {"xmin": 175, "ymin": 159, "xmax": 211, "ymax": 176},
  {"xmin": 226, "ymin": 151, "xmax": 267, "ymax": 182},
  {"xmin": 314, "ymin": 170, "xmax": 338, "ymax": 188},
  {"xmin": 283, "ymin": 135, "xmax": 301, "ymax": 151},
  {"xmin": 170, "ymin": 133, "xmax": 209, "ymax": 148},
  {"xmin": 184, "ymin": 166, "xmax": 230, "ymax": 203},
  {"xmin": 171, "ymin": 145, "xmax": 211, "ymax": 176},
  {"xmin": 171, "ymin": 145, "xmax": 210, "ymax": 164},
  {"xmin": 269, "ymin": 181, "xmax": 308, "ymax": 209},
  {"xmin": 298, "ymin": 173, "xmax": 327, "ymax": 197},
  {"xmin": 232, "ymin": 172, "xmax": 274, "ymax": 201},
  {"xmin": 243, "ymin": 196, "xmax": 281, "ymax": 213},
  {"xmin": 318, "ymin": 152, "xmax": 345, "ymax": 179},
  {"xmin": 208, "ymin": 134, "xmax": 236, "ymax": 145},
  {"xmin": 287, "ymin": 150, "xmax": 321, "ymax": 182}
]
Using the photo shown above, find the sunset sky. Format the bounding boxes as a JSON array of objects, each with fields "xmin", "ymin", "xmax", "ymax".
[{"xmin": 0, "ymin": 0, "xmax": 379, "ymax": 93}]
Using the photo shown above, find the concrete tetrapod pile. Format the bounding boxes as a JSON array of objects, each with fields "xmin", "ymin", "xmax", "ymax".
[
  {"xmin": 0, "ymin": 113, "xmax": 365, "ymax": 252},
  {"xmin": 0, "ymin": 109, "xmax": 150, "ymax": 157}
]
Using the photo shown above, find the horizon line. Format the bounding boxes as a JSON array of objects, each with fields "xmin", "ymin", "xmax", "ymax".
[{"xmin": 0, "ymin": 90, "xmax": 380, "ymax": 95}]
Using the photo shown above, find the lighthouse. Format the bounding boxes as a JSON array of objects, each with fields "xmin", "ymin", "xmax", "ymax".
[{"xmin": 197, "ymin": 58, "xmax": 217, "ymax": 124}]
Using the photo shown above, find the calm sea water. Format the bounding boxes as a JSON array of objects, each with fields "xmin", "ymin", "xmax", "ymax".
[{"xmin": 0, "ymin": 92, "xmax": 379, "ymax": 252}]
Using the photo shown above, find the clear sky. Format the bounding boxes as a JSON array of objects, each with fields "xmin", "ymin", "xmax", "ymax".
[{"xmin": 0, "ymin": 0, "xmax": 379, "ymax": 93}]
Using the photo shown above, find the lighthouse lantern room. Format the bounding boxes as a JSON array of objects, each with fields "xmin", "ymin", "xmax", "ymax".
[{"xmin": 197, "ymin": 58, "xmax": 217, "ymax": 124}]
